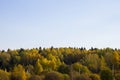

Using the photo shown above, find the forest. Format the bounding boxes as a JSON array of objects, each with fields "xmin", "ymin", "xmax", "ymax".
[{"xmin": 0, "ymin": 47, "xmax": 120, "ymax": 80}]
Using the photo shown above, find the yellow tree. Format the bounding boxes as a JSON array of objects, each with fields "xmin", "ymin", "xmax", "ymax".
[
  {"xmin": 11, "ymin": 64, "xmax": 26, "ymax": 80},
  {"xmin": 0, "ymin": 69, "xmax": 10, "ymax": 80},
  {"xmin": 105, "ymin": 51, "xmax": 120, "ymax": 68},
  {"xmin": 34, "ymin": 59, "xmax": 43, "ymax": 74},
  {"xmin": 112, "ymin": 51, "xmax": 119, "ymax": 66}
]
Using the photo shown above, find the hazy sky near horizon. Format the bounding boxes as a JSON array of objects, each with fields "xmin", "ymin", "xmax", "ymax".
[{"xmin": 0, "ymin": 0, "xmax": 120, "ymax": 50}]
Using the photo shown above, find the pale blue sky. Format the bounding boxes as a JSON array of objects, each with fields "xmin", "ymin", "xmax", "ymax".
[{"xmin": 0, "ymin": 0, "xmax": 120, "ymax": 50}]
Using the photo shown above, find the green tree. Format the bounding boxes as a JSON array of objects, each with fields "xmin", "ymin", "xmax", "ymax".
[
  {"xmin": 100, "ymin": 67, "xmax": 113, "ymax": 80},
  {"xmin": 26, "ymin": 65, "xmax": 34, "ymax": 75},
  {"xmin": 83, "ymin": 54, "xmax": 101, "ymax": 73},
  {"xmin": 0, "ymin": 52, "xmax": 11, "ymax": 70},
  {"xmin": 72, "ymin": 62, "xmax": 91, "ymax": 74},
  {"xmin": 58, "ymin": 64, "xmax": 70, "ymax": 74},
  {"xmin": 100, "ymin": 56, "xmax": 107, "ymax": 70},
  {"xmin": 104, "ymin": 51, "xmax": 120, "ymax": 68},
  {"xmin": 63, "ymin": 74, "xmax": 70, "ymax": 80}
]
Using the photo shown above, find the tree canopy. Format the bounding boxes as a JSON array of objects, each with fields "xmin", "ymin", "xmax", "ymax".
[{"xmin": 0, "ymin": 47, "xmax": 120, "ymax": 80}]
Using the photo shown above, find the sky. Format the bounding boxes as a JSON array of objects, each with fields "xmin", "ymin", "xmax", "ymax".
[{"xmin": 0, "ymin": 0, "xmax": 120, "ymax": 50}]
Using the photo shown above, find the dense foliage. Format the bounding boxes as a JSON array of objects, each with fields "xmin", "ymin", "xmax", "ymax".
[{"xmin": 0, "ymin": 47, "xmax": 120, "ymax": 80}]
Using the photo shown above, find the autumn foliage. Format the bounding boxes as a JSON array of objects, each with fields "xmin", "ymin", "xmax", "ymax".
[{"xmin": 0, "ymin": 47, "xmax": 120, "ymax": 80}]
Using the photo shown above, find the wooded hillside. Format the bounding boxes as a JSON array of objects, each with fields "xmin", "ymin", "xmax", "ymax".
[{"xmin": 0, "ymin": 47, "xmax": 120, "ymax": 80}]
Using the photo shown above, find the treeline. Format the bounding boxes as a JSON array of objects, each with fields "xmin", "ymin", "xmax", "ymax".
[{"xmin": 0, "ymin": 47, "xmax": 120, "ymax": 80}]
